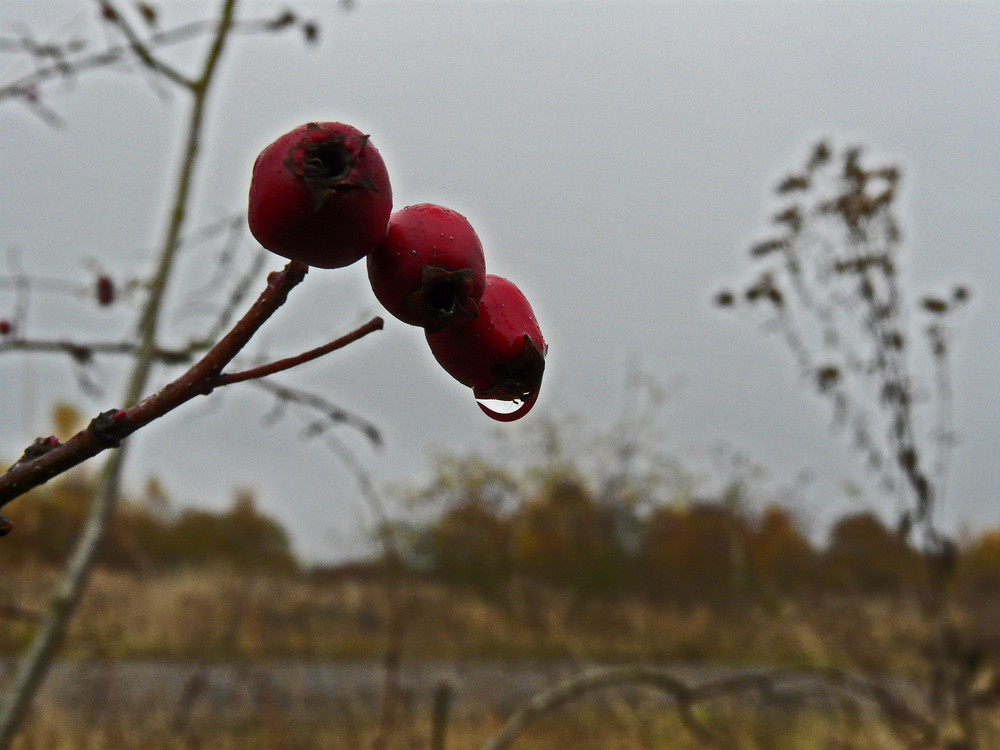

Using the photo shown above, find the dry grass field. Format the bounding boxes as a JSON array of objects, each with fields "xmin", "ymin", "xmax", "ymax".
[
  {"xmin": 3, "ymin": 565, "xmax": 1000, "ymax": 748},
  {"xmin": 0, "ymin": 565, "xmax": 942, "ymax": 668}
]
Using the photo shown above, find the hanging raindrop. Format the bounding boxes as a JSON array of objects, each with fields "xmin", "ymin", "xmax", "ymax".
[{"xmin": 475, "ymin": 393, "xmax": 538, "ymax": 422}]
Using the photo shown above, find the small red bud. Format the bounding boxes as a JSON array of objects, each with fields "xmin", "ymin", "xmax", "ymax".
[
  {"xmin": 96, "ymin": 276, "xmax": 115, "ymax": 306},
  {"xmin": 0, "ymin": 319, "xmax": 11, "ymax": 336}
]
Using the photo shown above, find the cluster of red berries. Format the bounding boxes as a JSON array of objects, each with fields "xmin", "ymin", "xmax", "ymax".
[{"xmin": 247, "ymin": 122, "xmax": 546, "ymax": 421}]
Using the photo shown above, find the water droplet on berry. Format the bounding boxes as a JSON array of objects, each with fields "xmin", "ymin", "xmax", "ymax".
[
  {"xmin": 475, "ymin": 393, "xmax": 538, "ymax": 422},
  {"xmin": 476, "ymin": 397, "xmax": 521, "ymax": 415}
]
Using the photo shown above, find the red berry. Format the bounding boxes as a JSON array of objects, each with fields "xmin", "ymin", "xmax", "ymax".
[
  {"xmin": 0, "ymin": 319, "xmax": 10, "ymax": 336},
  {"xmin": 367, "ymin": 204, "xmax": 486, "ymax": 331},
  {"xmin": 95, "ymin": 275, "xmax": 115, "ymax": 306},
  {"xmin": 425, "ymin": 274, "xmax": 546, "ymax": 420},
  {"xmin": 248, "ymin": 122, "xmax": 392, "ymax": 269}
]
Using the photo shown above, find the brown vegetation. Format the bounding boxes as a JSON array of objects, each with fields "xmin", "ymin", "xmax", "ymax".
[{"xmin": 2, "ymin": 564, "xmax": 1000, "ymax": 749}]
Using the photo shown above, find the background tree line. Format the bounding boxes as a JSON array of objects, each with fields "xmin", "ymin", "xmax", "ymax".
[
  {"xmin": 9, "ymin": 403, "xmax": 1000, "ymax": 604},
  {"xmin": 2, "ymin": 403, "xmax": 296, "ymax": 573},
  {"xmin": 397, "ymin": 451, "xmax": 1000, "ymax": 605}
]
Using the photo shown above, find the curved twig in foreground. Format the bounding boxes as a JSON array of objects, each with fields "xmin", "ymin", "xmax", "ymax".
[{"xmin": 480, "ymin": 664, "xmax": 938, "ymax": 750}]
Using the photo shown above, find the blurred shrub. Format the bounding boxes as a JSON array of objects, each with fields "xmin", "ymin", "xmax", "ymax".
[
  {"xmin": 1, "ymin": 472, "xmax": 296, "ymax": 574},
  {"xmin": 822, "ymin": 511, "xmax": 921, "ymax": 593},
  {"xmin": 1, "ymin": 475, "xmax": 92, "ymax": 566},
  {"xmin": 511, "ymin": 477, "xmax": 629, "ymax": 598},
  {"xmin": 637, "ymin": 502, "xmax": 750, "ymax": 603},
  {"xmin": 428, "ymin": 498, "xmax": 512, "ymax": 597},
  {"xmin": 747, "ymin": 505, "xmax": 818, "ymax": 594},
  {"xmin": 957, "ymin": 530, "xmax": 1000, "ymax": 592}
]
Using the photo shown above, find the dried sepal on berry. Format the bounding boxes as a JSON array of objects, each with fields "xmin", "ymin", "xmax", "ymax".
[{"xmin": 367, "ymin": 203, "xmax": 486, "ymax": 331}]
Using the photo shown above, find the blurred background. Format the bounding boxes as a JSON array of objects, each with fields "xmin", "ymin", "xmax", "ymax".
[
  {"xmin": 1, "ymin": 1, "xmax": 998, "ymax": 562},
  {"xmin": 3, "ymin": 3, "xmax": 1000, "ymax": 748}
]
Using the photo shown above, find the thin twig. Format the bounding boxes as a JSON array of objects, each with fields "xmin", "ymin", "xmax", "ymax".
[
  {"xmin": 0, "ymin": 8, "xmax": 307, "ymax": 102},
  {"xmin": 0, "ymin": 338, "xmax": 193, "ymax": 365},
  {"xmin": 481, "ymin": 665, "xmax": 937, "ymax": 750},
  {"xmin": 252, "ymin": 377, "xmax": 383, "ymax": 448},
  {"xmin": 216, "ymin": 316, "xmax": 383, "ymax": 386},
  {"xmin": 92, "ymin": 0, "xmax": 194, "ymax": 88}
]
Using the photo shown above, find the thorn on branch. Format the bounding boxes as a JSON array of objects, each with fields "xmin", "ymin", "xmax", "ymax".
[
  {"xmin": 95, "ymin": 275, "xmax": 115, "ymax": 306},
  {"xmin": 806, "ymin": 140, "xmax": 831, "ymax": 170},
  {"xmin": 772, "ymin": 206, "xmax": 802, "ymax": 232},
  {"xmin": 99, "ymin": 2, "xmax": 119, "ymax": 22},
  {"xmin": 137, "ymin": 3, "xmax": 158, "ymax": 27}
]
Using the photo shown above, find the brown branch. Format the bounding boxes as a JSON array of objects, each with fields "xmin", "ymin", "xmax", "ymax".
[
  {"xmin": 216, "ymin": 316, "xmax": 383, "ymax": 386},
  {"xmin": 0, "ymin": 9, "xmax": 310, "ymax": 103},
  {"xmin": 94, "ymin": 0, "xmax": 194, "ymax": 89},
  {"xmin": 0, "ymin": 261, "xmax": 310, "ymax": 510},
  {"xmin": 0, "ymin": 338, "xmax": 194, "ymax": 365},
  {"xmin": 252, "ymin": 379, "xmax": 382, "ymax": 449}
]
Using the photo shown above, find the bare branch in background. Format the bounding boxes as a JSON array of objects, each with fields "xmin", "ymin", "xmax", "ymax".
[{"xmin": 0, "ymin": 3, "xmax": 318, "ymax": 116}]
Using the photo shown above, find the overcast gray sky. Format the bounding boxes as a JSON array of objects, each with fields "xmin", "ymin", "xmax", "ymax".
[{"xmin": 2, "ymin": 1, "xmax": 998, "ymax": 562}]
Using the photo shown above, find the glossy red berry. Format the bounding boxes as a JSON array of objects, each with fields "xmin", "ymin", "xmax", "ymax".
[
  {"xmin": 248, "ymin": 122, "xmax": 392, "ymax": 269},
  {"xmin": 0, "ymin": 319, "xmax": 10, "ymax": 336},
  {"xmin": 425, "ymin": 274, "xmax": 546, "ymax": 421},
  {"xmin": 367, "ymin": 204, "xmax": 486, "ymax": 331},
  {"xmin": 95, "ymin": 275, "xmax": 115, "ymax": 306}
]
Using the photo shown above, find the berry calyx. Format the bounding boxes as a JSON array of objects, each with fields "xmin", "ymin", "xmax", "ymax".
[
  {"xmin": 425, "ymin": 274, "xmax": 546, "ymax": 420},
  {"xmin": 367, "ymin": 203, "xmax": 486, "ymax": 331},
  {"xmin": 248, "ymin": 122, "xmax": 392, "ymax": 269}
]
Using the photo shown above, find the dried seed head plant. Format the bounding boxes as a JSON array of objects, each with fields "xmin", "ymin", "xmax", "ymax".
[
  {"xmin": 715, "ymin": 140, "xmax": 970, "ymax": 566},
  {"xmin": 475, "ymin": 142, "xmax": 983, "ymax": 750}
]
